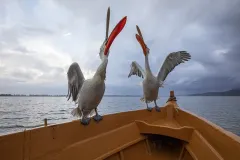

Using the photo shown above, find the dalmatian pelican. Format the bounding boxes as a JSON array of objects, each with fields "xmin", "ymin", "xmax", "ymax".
[
  {"xmin": 67, "ymin": 7, "xmax": 127, "ymax": 125},
  {"xmin": 128, "ymin": 25, "xmax": 191, "ymax": 112}
]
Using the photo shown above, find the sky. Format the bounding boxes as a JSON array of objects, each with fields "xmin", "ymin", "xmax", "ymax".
[{"xmin": 0, "ymin": 0, "xmax": 240, "ymax": 96}]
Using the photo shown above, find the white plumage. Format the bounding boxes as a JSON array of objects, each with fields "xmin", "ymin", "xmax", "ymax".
[
  {"xmin": 66, "ymin": 43, "xmax": 108, "ymax": 125},
  {"xmin": 66, "ymin": 7, "xmax": 127, "ymax": 125},
  {"xmin": 128, "ymin": 25, "xmax": 191, "ymax": 112}
]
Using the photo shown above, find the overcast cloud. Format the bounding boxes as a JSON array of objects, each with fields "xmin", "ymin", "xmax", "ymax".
[{"xmin": 0, "ymin": 0, "xmax": 240, "ymax": 95}]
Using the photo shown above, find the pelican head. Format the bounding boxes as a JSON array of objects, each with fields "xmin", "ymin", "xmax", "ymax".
[
  {"xmin": 96, "ymin": 7, "xmax": 127, "ymax": 80},
  {"xmin": 99, "ymin": 7, "xmax": 127, "ymax": 60}
]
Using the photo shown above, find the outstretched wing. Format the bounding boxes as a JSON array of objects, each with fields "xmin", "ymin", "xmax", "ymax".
[
  {"xmin": 66, "ymin": 62, "xmax": 85, "ymax": 102},
  {"xmin": 157, "ymin": 51, "xmax": 191, "ymax": 82},
  {"xmin": 128, "ymin": 61, "xmax": 145, "ymax": 79}
]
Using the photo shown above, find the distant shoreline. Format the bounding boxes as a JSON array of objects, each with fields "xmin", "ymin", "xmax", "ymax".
[
  {"xmin": 188, "ymin": 89, "xmax": 240, "ymax": 96},
  {"xmin": 2, "ymin": 89, "xmax": 240, "ymax": 97},
  {"xmin": 0, "ymin": 94, "xmax": 142, "ymax": 97}
]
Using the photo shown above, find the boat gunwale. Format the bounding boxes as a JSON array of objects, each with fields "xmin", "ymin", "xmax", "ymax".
[
  {"xmin": 177, "ymin": 107, "xmax": 240, "ymax": 143},
  {"xmin": 175, "ymin": 107, "xmax": 240, "ymax": 160},
  {"xmin": 0, "ymin": 108, "xmax": 153, "ymax": 138}
]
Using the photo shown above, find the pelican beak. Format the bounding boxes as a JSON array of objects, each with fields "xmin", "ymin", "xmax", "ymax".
[
  {"xmin": 136, "ymin": 34, "xmax": 147, "ymax": 56},
  {"xmin": 104, "ymin": 16, "xmax": 127, "ymax": 55}
]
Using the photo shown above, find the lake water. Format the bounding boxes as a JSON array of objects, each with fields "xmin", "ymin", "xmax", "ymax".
[{"xmin": 0, "ymin": 96, "xmax": 240, "ymax": 136}]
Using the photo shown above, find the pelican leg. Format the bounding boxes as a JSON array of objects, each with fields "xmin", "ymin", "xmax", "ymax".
[
  {"xmin": 80, "ymin": 116, "xmax": 91, "ymax": 125},
  {"xmin": 146, "ymin": 102, "xmax": 152, "ymax": 112},
  {"xmin": 154, "ymin": 100, "xmax": 161, "ymax": 112},
  {"xmin": 80, "ymin": 109, "xmax": 91, "ymax": 125},
  {"xmin": 93, "ymin": 108, "xmax": 103, "ymax": 122}
]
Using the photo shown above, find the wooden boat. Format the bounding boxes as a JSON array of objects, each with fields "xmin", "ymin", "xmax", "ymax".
[{"xmin": 1, "ymin": 91, "xmax": 240, "ymax": 160}]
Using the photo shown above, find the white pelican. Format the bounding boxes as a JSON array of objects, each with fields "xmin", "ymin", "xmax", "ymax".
[
  {"xmin": 66, "ymin": 7, "xmax": 127, "ymax": 125},
  {"xmin": 128, "ymin": 25, "xmax": 191, "ymax": 112}
]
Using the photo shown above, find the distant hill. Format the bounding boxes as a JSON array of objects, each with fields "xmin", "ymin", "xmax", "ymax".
[{"xmin": 189, "ymin": 89, "xmax": 240, "ymax": 96}]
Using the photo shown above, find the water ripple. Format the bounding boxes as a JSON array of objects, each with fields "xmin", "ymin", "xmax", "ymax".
[{"xmin": 0, "ymin": 96, "xmax": 240, "ymax": 136}]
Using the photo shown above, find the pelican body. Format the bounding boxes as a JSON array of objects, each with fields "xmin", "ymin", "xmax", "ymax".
[
  {"xmin": 128, "ymin": 25, "xmax": 191, "ymax": 112},
  {"xmin": 67, "ymin": 8, "xmax": 127, "ymax": 125}
]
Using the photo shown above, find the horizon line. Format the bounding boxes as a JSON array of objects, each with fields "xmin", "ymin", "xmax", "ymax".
[{"xmin": 0, "ymin": 94, "xmax": 142, "ymax": 97}]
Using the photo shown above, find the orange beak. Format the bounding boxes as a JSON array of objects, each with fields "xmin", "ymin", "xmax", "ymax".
[
  {"xmin": 104, "ymin": 16, "xmax": 127, "ymax": 55},
  {"xmin": 136, "ymin": 34, "xmax": 147, "ymax": 56}
]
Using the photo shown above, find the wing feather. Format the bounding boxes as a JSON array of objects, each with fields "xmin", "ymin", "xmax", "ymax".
[
  {"xmin": 128, "ymin": 61, "xmax": 145, "ymax": 79},
  {"xmin": 66, "ymin": 62, "xmax": 85, "ymax": 102},
  {"xmin": 157, "ymin": 51, "xmax": 191, "ymax": 82}
]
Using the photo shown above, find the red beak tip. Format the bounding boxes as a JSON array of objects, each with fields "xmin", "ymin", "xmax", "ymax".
[
  {"xmin": 104, "ymin": 16, "xmax": 127, "ymax": 55},
  {"xmin": 120, "ymin": 16, "xmax": 127, "ymax": 26}
]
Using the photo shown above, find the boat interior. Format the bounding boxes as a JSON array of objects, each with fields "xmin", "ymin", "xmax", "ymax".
[{"xmin": 1, "ymin": 91, "xmax": 240, "ymax": 160}]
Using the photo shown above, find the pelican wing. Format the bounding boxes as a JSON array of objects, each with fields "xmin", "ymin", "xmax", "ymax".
[
  {"xmin": 157, "ymin": 51, "xmax": 191, "ymax": 82},
  {"xmin": 128, "ymin": 61, "xmax": 145, "ymax": 79},
  {"xmin": 67, "ymin": 62, "xmax": 85, "ymax": 102}
]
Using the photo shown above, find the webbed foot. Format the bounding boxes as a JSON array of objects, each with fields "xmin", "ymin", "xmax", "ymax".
[
  {"xmin": 155, "ymin": 106, "xmax": 161, "ymax": 112},
  {"xmin": 147, "ymin": 107, "xmax": 153, "ymax": 112},
  {"xmin": 80, "ymin": 117, "xmax": 91, "ymax": 125},
  {"xmin": 93, "ymin": 114, "xmax": 103, "ymax": 122}
]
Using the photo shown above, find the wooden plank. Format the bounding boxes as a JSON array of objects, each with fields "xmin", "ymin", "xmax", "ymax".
[
  {"xmin": 178, "ymin": 143, "xmax": 186, "ymax": 160},
  {"xmin": 37, "ymin": 123, "xmax": 145, "ymax": 160},
  {"xmin": 135, "ymin": 120, "xmax": 194, "ymax": 142},
  {"xmin": 0, "ymin": 109, "xmax": 164, "ymax": 160},
  {"xmin": 0, "ymin": 132, "xmax": 25, "ymax": 160},
  {"xmin": 176, "ymin": 109, "xmax": 240, "ymax": 160},
  {"xmin": 186, "ymin": 130, "xmax": 223, "ymax": 160}
]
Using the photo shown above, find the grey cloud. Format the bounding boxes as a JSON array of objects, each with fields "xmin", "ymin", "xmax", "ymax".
[
  {"xmin": 226, "ymin": 44, "xmax": 240, "ymax": 64},
  {"xmin": 13, "ymin": 46, "xmax": 31, "ymax": 53},
  {"xmin": 171, "ymin": 76, "xmax": 240, "ymax": 94},
  {"xmin": 1, "ymin": 0, "xmax": 240, "ymax": 95},
  {"xmin": 0, "ymin": 78, "xmax": 67, "ymax": 95},
  {"xmin": 0, "ymin": 46, "xmax": 67, "ymax": 84},
  {"xmin": 54, "ymin": 0, "xmax": 240, "ymax": 94},
  {"xmin": 1, "ymin": 49, "xmax": 48, "ymax": 71},
  {"xmin": 21, "ymin": 26, "xmax": 55, "ymax": 36},
  {"xmin": 10, "ymin": 69, "xmax": 36, "ymax": 80}
]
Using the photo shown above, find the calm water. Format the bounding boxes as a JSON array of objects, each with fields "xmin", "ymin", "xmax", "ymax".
[{"xmin": 0, "ymin": 96, "xmax": 240, "ymax": 136}]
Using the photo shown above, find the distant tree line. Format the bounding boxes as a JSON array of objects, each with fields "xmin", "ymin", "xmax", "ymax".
[
  {"xmin": 0, "ymin": 94, "xmax": 141, "ymax": 97},
  {"xmin": 0, "ymin": 94, "xmax": 66, "ymax": 97}
]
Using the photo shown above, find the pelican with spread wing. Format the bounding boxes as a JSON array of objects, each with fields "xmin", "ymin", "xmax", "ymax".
[
  {"xmin": 128, "ymin": 25, "xmax": 191, "ymax": 112},
  {"xmin": 67, "ymin": 7, "xmax": 127, "ymax": 125}
]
